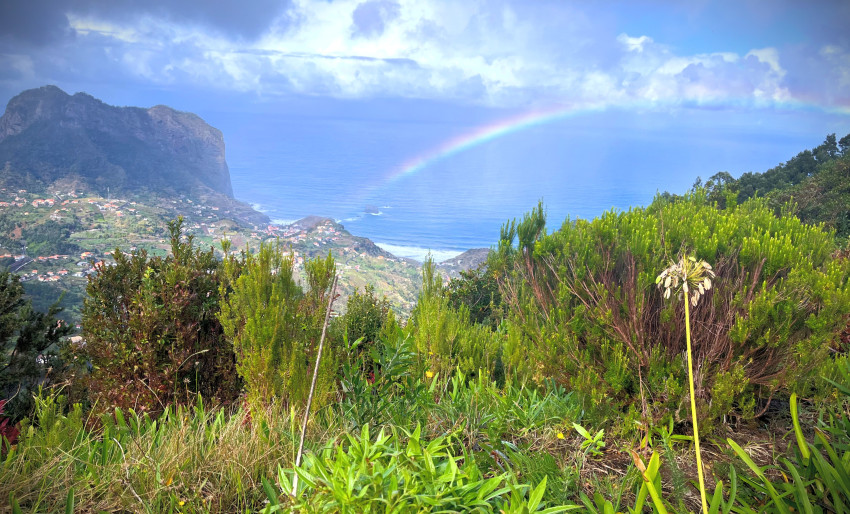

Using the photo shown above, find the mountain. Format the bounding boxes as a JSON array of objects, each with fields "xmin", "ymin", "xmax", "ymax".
[
  {"xmin": 436, "ymin": 248, "xmax": 489, "ymax": 279},
  {"xmin": 0, "ymin": 85, "xmax": 233, "ymax": 198}
]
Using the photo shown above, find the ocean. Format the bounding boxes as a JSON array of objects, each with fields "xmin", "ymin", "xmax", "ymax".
[{"xmin": 212, "ymin": 106, "xmax": 841, "ymax": 262}]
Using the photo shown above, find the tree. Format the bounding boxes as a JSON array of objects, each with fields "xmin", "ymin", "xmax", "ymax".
[
  {"xmin": 703, "ymin": 171, "xmax": 737, "ymax": 208},
  {"xmin": 0, "ymin": 270, "xmax": 71, "ymax": 421},
  {"xmin": 815, "ymin": 133, "xmax": 839, "ymax": 162},
  {"xmin": 340, "ymin": 285, "xmax": 396, "ymax": 362},
  {"xmin": 839, "ymin": 133, "xmax": 850, "ymax": 156}
]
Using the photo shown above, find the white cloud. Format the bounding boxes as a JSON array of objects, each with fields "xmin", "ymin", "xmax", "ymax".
[
  {"xmin": 617, "ymin": 34, "xmax": 652, "ymax": 53},
  {"xmin": 745, "ymin": 47, "xmax": 785, "ymax": 77},
  {"xmin": 44, "ymin": 1, "xmax": 843, "ymax": 111}
]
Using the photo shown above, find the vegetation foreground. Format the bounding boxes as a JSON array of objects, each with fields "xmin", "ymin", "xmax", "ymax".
[{"xmin": 2, "ymin": 136, "xmax": 850, "ymax": 512}]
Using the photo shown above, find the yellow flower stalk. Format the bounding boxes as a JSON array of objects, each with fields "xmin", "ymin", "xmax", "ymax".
[{"xmin": 657, "ymin": 254, "xmax": 715, "ymax": 514}]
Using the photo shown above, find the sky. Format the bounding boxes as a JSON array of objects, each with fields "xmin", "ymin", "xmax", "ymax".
[
  {"xmin": 1, "ymin": 1, "xmax": 849, "ymax": 253},
  {"xmin": 1, "ymin": 0, "xmax": 848, "ymax": 113}
]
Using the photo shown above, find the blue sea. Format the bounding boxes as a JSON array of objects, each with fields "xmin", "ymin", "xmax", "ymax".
[{"xmin": 208, "ymin": 104, "xmax": 845, "ymax": 262}]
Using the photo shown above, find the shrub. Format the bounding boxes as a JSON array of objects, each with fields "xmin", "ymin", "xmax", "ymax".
[
  {"xmin": 408, "ymin": 259, "xmax": 504, "ymax": 380},
  {"xmin": 218, "ymin": 242, "xmax": 337, "ymax": 412},
  {"xmin": 445, "ymin": 264, "xmax": 504, "ymax": 329},
  {"xmin": 496, "ymin": 193, "xmax": 850, "ymax": 427},
  {"xmin": 336, "ymin": 284, "xmax": 398, "ymax": 374},
  {"xmin": 80, "ymin": 218, "xmax": 240, "ymax": 415}
]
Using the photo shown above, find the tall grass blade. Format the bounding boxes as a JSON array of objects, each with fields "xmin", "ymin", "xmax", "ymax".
[
  {"xmin": 65, "ymin": 488, "xmax": 75, "ymax": 514},
  {"xmin": 790, "ymin": 393, "xmax": 810, "ymax": 463}
]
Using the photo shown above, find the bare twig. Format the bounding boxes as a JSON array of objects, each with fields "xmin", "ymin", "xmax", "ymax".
[{"xmin": 291, "ymin": 275, "xmax": 338, "ymax": 497}]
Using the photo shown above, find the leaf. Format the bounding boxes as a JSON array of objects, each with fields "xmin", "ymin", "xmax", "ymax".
[
  {"xmin": 708, "ymin": 481, "xmax": 723, "ymax": 514},
  {"xmin": 790, "ymin": 393, "xmax": 810, "ymax": 463},
  {"xmin": 572, "ymin": 423, "xmax": 591, "ymax": 440},
  {"xmin": 65, "ymin": 488, "xmax": 75, "ymax": 514},
  {"xmin": 262, "ymin": 476, "xmax": 279, "ymax": 506},
  {"xmin": 528, "ymin": 476, "xmax": 547, "ymax": 512},
  {"xmin": 727, "ymin": 438, "xmax": 790, "ymax": 514},
  {"xmin": 10, "ymin": 494, "xmax": 23, "ymax": 514}
]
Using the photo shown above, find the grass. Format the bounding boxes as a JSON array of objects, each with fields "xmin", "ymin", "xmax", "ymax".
[
  {"xmin": 4, "ymin": 363, "xmax": 847, "ymax": 513},
  {"xmin": 2, "ymin": 394, "xmax": 317, "ymax": 512}
]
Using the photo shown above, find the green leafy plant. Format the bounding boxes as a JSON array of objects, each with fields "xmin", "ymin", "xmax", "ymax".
[
  {"xmin": 728, "ymin": 391, "xmax": 850, "ymax": 512},
  {"xmin": 339, "ymin": 330, "xmax": 425, "ymax": 429},
  {"xmin": 572, "ymin": 423, "xmax": 605, "ymax": 457},
  {"xmin": 267, "ymin": 424, "xmax": 535, "ymax": 513}
]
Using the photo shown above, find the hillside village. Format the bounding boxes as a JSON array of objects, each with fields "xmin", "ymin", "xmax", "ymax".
[{"xmin": 0, "ymin": 186, "xmax": 426, "ymax": 323}]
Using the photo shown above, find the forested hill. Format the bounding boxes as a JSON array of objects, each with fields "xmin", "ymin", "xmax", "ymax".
[
  {"xmin": 685, "ymin": 133, "xmax": 850, "ymax": 239},
  {"xmin": 0, "ymin": 85, "xmax": 234, "ymax": 198}
]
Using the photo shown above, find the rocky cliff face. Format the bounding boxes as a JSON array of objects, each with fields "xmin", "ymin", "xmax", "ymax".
[{"xmin": 0, "ymin": 85, "xmax": 233, "ymax": 197}]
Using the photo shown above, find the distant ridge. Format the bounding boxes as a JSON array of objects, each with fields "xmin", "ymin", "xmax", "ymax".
[{"xmin": 0, "ymin": 85, "xmax": 233, "ymax": 198}]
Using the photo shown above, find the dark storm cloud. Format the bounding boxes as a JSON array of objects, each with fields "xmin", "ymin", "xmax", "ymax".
[
  {"xmin": 0, "ymin": 0, "xmax": 294, "ymax": 44},
  {"xmin": 70, "ymin": 0, "xmax": 294, "ymax": 39},
  {"xmin": 0, "ymin": 0, "xmax": 75, "ymax": 47}
]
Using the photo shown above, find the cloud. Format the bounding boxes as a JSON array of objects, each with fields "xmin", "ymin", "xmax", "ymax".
[
  {"xmin": 617, "ymin": 34, "xmax": 652, "ymax": 53},
  {"xmin": 68, "ymin": 0, "xmax": 293, "ymax": 40},
  {"xmin": 352, "ymin": 1, "xmax": 400, "ymax": 38},
  {"xmin": 0, "ymin": 0, "xmax": 847, "ymax": 112},
  {"xmin": 0, "ymin": 0, "xmax": 75, "ymax": 47}
]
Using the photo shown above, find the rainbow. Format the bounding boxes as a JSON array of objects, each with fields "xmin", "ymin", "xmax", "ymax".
[
  {"xmin": 383, "ymin": 102, "xmax": 606, "ymax": 185},
  {"xmin": 375, "ymin": 96, "xmax": 849, "ymax": 190}
]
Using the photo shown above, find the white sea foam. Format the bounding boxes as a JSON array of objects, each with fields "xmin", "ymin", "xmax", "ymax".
[
  {"xmin": 375, "ymin": 243, "xmax": 463, "ymax": 263},
  {"xmin": 271, "ymin": 218, "xmax": 299, "ymax": 226}
]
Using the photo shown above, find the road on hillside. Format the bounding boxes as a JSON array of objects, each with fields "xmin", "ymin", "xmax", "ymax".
[{"xmin": 9, "ymin": 257, "xmax": 32, "ymax": 273}]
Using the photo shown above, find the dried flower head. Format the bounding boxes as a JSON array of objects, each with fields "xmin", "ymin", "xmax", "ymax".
[{"xmin": 656, "ymin": 255, "xmax": 715, "ymax": 307}]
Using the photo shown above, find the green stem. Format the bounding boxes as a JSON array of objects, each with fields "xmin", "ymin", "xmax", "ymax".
[{"xmin": 685, "ymin": 293, "xmax": 709, "ymax": 514}]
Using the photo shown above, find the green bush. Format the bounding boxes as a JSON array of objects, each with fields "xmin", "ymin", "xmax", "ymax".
[
  {"xmin": 444, "ymin": 264, "xmax": 504, "ymax": 329},
  {"xmin": 335, "ymin": 284, "xmax": 398, "ymax": 375},
  {"xmin": 408, "ymin": 259, "xmax": 504, "ymax": 380},
  {"xmin": 80, "ymin": 218, "xmax": 239, "ymax": 415},
  {"xmin": 495, "ymin": 193, "xmax": 850, "ymax": 427},
  {"xmin": 218, "ymin": 242, "xmax": 337, "ymax": 412}
]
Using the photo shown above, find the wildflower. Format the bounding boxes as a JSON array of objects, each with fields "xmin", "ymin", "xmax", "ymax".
[
  {"xmin": 425, "ymin": 371, "xmax": 434, "ymax": 379},
  {"xmin": 178, "ymin": 500, "xmax": 185, "ymax": 506},
  {"xmin": 556, "ymin": 432, "xmax": 565, "ymax": 440},
  {"xmin": 657, "ymin": 253, "xmax": 716, "ymax": 514}
]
